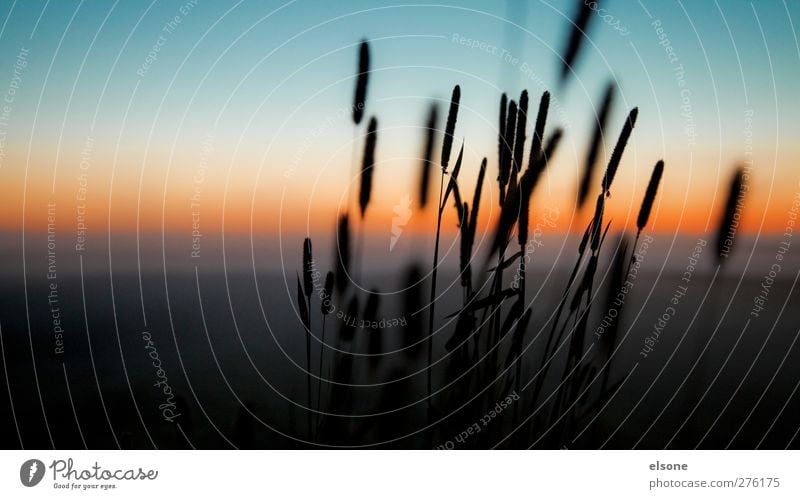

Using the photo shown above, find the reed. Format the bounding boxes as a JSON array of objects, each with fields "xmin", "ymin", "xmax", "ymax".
[
  {"xmin": 441, "ymin": 85, "xmax": 461, "ymax": 169},
  {"xmin": 302, "ymin": 237, "xmax": 314, "ymax": 421},
  {"xmin": 601, "ymin": 107, "xmax": 638, "ymax": 196},
  {"xmin": 462, "ymin": 158, "xmax": 487, "ymax": 296},
  {"xmin": 353, "ymin": 39, "xmax": 370, "ymax": 125},
  {"xmin": 637, "ymin": 160, "xmax": 664, "ymax": 235},
  {"xmin": 513, "ymin": 90, "xmax": 529, "ymax": 173},
  {"xmin": 715, "ymin": 167, "xmax": 746, "ymax": 264},
  {"xmin": 297, "ymin": 34, "xmax": 674, "ymax": 449},
  {"xmin": 428, "ymin": 84, "xmax": 461, "ymax": 414},
  {"xmin": 419, "ymin": 103, "xmax": 439, "ymax": 208},
  {"xmin": 600, "ymin": 234, "xmax": 629, "ymax": 393},
  {"xmin": 316, "ymin": 271, "xmax": 335, "ymax": 436},
  {"xmin": 458, "ymin": 201, "xmax": 471, "ymax": 293},
  {"xmin": 303, "ymin": 238, "xmax": 313, "ymax": 301},
  {"xmin": 559, "ymin": 0, "xmax": 595, "ymax": 84},
  {"xmin": 334, "ymin": 214, "xmax": 351, "ymax": 294},
  {"xmin": 624, "ymin": 159, "xmax": 665, "ymax": 298},
  {"xmin": 578, "ymin": 82, "xmax": 615, "ymax": 209},
  {"xmin": 499, "ymin": 99, "xmax": 517, "ymax": 205},
  {"xmin": 517, "ymin": 130, "xmax": 562, "ymax": 307},
  {"xmin": 359, "ymin": 117, "xmax": 378, "ymax": 218},
  {"xmin": 528, "ymin": 91, "xmax": 550, "ymax": 169},
  {"xmin": 295, "ymin": 272, "xmax": 312, "ymax": 439},
  {"xmin": 469, "ymin": 158, "xmax": 487, "ymax": 247},
  {"xmin": 498, "ymin": 93, "xmax": 508, "ymax": 205},
  {"xmin": 531, "ymin": 168, "xmax": 611, "ymax": 416},
  {"xmin": 364, "ymin": 290, "xmax": 381, "ymax": 367},
  {"xmin": 519, "ymin": 129, "xmax": 562, "ymax": 247}
]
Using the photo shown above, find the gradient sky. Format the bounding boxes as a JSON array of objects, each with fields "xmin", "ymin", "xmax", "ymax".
[{"xmin": 1, "ymin": 0, "xmax": 798, "ymax": 242}]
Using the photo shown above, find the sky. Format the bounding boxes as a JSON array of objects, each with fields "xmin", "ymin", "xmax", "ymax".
[{"xmin": 0, "ymin": 0, "xmax": 798, "ymax": 245}]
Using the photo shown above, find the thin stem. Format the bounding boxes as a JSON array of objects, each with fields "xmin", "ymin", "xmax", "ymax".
[
  {"xmin": 349, "ymin": 127, "xmax": 359, "ymax": 211},
  {"xmin": 427, "ymin": 168, "xmax": 446, "ymax": 418},
  {"xmin": 316, "ymin": 316, "xmax": 327, "ymax": 441},
  {"xmin": 306, "ymin": 308, "xmax": 312, "ymax": 441}
]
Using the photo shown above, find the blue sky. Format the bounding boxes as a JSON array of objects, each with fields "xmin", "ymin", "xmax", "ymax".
[{"xmin": 1, "ymin": 0, "xmax": 798, "ymax": 233}]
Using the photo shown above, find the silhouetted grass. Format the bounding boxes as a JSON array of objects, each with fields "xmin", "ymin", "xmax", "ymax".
[
  {"xmin": 359, "ymin": 117, "xmax": 378, "ymax": 218},
  {"xmin": 559, "ymin": 0, "xmax": 596, "ymax": 85},
  {"xmin": 715, "ymin": 167, "xmax": 746, "ymax": 264},
  {"xmin": 353, "ymin": 39, "xmax": 370, "ymax": 125},
  {"xmin": 419, "ymin": 103, "xmax": 439, "ymax": 209},
  {"xmin": 637, "ymin": 160, "xmax": 664, "ymax": 235},
  {"xmin": 287, "ymin": 31, "xmax": 714, "ymax": 450},
  {"xmin": 428, "ymin": 84, "xmax": 461, "ymax": 414},
  {"xmin": 334, "ymin": 214, "xmax": 350, "ymax": 294},
  {"xmin": 578, "ymin": 82, "xmax": 615, "ymax": 209}
]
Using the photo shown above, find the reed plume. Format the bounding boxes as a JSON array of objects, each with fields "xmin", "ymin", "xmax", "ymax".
[
  {"xmin": 578, "ymin": 82, "xmax": 615, "ymax": 208},
  {"xmin": 513, "ymin": 90, "xmax": 529, "ymax": 173},
  {"xmin": 498, "ymin": 93, "xmax": 507, "ymax": 200},
  {"xmin": 419, "ymin": 103, "xmax": 439, "ymax": 208},
  {"xmin": 519, "ymin": 129, "xmax": 563, "ymax": 247},
  {"xmin": 715, "ymin": 167, "xmax": 747, "ymax": 263},
  {"xmin": 353, "ymin": 39, "xmax": 370, "ymax": 125},
  {"xmin": 334, "ymin": 214, "xmax": 351, "ymax": 294},
  {"xmin": 429, "ymin": 84, "xmax": 461, "ymax": 413},
  {"xmin": 637, "ymin": 160, "xmax": 664, "ymax": 234},
  {"xmin": 359, "ymin": 117, "xmax": 378, "ymax": 218},
  {"xmin": 499, "ymin": 99, "xmax": 517, "ymax": 204},
  {"xmin": 302, "ymin": 238, "xmax": 313, "ymax": 300},
  {"xmin": 625, "ymin": 160, "xmax": 664, "ymax": 280},
  {"xmin": 528, "ymin": 91, "xmax": 550, "ymax": 170},
  {"xmin": 601, "ymin": 107, "xmax": 638, "ymax": 196},
  {"xmin": 559, "ymin": 0, "xmax": 596, "ymax": 84},
  {"xmin": 441, "ymin": 85, "xmax": 461, "ymax": 168}
]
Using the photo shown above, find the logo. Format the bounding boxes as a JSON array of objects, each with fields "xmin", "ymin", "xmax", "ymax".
[
  {"xmin": 20, "ymin": 459, "xmax": 45, "ymax": 487},
  {"xmin": 390, "ymin": 194, "xmax": 413, "ymax": 251}
]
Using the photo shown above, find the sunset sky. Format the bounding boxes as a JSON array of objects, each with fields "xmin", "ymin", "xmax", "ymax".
[{"xmin": 1, "ymin": 0, "xmax": 798, "ymax": 244}]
